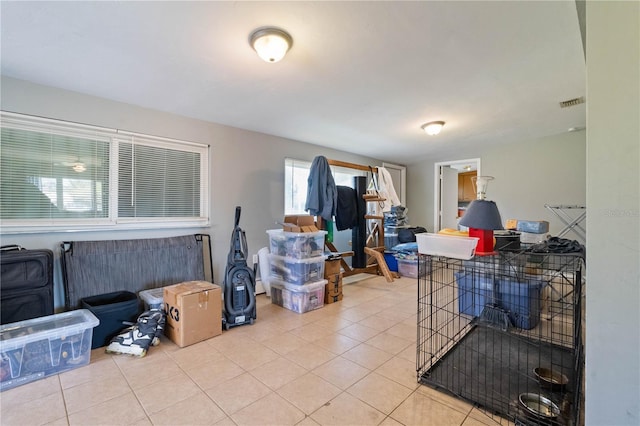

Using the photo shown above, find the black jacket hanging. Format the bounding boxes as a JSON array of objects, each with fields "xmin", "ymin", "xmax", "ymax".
[{"xmin": 335, "ymin": 186, "xmax": 358, "ymax": 231}]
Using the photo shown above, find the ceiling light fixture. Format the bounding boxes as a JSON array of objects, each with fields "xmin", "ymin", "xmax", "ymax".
[
  {"xmin": 421, "ymin": 121, "xmax": 445, "ymax": 136},
  {"xmin": 249, "ymin": 27, "xmax": 293, "ymax": 63},
  {"xmin": 72, "ymin": 162, "xmax": 86, "ymax": 173}
]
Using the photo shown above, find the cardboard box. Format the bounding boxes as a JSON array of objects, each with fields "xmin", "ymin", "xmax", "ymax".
[
  {"xmin": 324, "ymin": 258, "xmax": 342, "ymax": 278},
  {"xmin": 505, "ymin": 219, "xmax": 518, "ymax": 230},
  {"xmin": 324, "ymin": 273, "xmax": 343, "ymax": 304},
  {"xmin": 325, "ymin": 293, "xmax": 343, "ymax": 304},
  {"xmin": 283, "ymin": 215, "xmax": 318, "ymax": 232},
  {"xmin": 163, "ymin": 281, "xmax": 221, "ymax": 347},
  {"xmin": 325, "ymin": 273, "xmax": 343, "ymax": 294}
]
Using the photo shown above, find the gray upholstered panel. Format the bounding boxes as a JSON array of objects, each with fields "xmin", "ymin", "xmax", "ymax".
[{"xmin": 62, "ymin": 234, "xmax": 208, "ymax": 309}]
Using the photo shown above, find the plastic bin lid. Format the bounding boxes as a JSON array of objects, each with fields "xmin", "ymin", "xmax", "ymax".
[
  {"xmin": 268, "ymin": 253, "xmax": 327, "ymax": 264},
  {"xmin": 0, "ymin": 309, "xmax": 99, "ymax": 349},
  {"xmin": 267, "ymin": 228, "xmax": 327, "ymax": 236},
  {"xmin": 139, "ymin": 287, "xmax": 164, "ymax": 302},
  {"xmin": 270, "ymin": 279, "xmax": 327, "ymax": 292}
]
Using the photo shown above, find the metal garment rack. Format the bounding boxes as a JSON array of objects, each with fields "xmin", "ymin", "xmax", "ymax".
[
  {"xmin": 315, "ymin": 159, "xmax": 394, "ymax": 282},
  {"xmin": 544, "ymin": 205, "xmax": 586, "ymax": 243}
]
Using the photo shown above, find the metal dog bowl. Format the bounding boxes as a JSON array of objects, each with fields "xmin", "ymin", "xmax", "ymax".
[
  {"xmin": 519, "ymin": 393, "xmax": 560, "ymax": 419},
  {"xmin": 534, "ymin": 367, "xmax": 569, "ymax": 390}
]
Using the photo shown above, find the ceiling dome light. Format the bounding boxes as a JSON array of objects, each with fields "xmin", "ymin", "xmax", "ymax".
[
  {"xmin": 421, "ymin": 121, "xmax": 445, "ymax": 136},
  {"xmin": 72, "ymin": 162, "xmax": 86, "ymax": 173},
  {"xmin": 249, "ymin": 27, "xmax": 293, "ymax": 63}
]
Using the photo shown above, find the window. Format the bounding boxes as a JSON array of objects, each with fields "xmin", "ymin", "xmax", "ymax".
[
  {"xmin": 0, "ymin": 112, "xmax": 209, "ymax": 232},
  {"xmin": 284, "ymin": 157, "xmax": 366, "ymax": 215}
]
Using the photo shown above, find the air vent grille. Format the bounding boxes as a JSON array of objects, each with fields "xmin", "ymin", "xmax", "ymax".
[{"xmin": 559, "ymin": 97, "xmax": 585, "ymax": 108}]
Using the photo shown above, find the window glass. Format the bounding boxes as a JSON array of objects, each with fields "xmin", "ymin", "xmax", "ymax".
[
  {"xmin": 0, "ymin": 112, "xmax": 208, "ymax": 232},
  {"xmin": 0, "ymin": 126, "xmax": 110, "ymax": 220},
  {"xmin": 284, "ymin": 158, "xmax": 367, "ymax": 215}
]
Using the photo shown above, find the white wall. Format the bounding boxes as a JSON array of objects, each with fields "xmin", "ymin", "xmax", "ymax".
[
  {"xmin": 0, "ymin": 77, "xmax": 384, "ymax": 310},
  {"xmin": 407, "ymin": 131, "xmax": 586, "ymax": 236},
  {"xmin": 586, "ymin": 2, "xmax": 639, "ymax": 424}
]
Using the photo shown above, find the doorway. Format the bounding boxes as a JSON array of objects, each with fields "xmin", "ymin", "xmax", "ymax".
[{"xmin": 433, "ymin": 158, "xmax": 481, "ymax": 232}]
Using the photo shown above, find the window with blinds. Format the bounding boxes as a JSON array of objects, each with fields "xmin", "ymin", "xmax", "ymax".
[{"xmin": 0, "ymin": 112, "xmax": 209, "ymax": 232}]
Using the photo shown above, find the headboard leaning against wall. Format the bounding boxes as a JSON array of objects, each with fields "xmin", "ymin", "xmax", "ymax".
[{"xmin": 60, "ymin": 234, "xmax": 213, "ymax": 310}]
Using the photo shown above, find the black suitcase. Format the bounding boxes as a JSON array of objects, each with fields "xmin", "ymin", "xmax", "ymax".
[{"xmin": 0, "ymin": 245, "xmax": 55, "ymax": 325}]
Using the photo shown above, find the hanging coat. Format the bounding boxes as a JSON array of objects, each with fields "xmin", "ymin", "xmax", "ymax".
[
  {"xmin": 335, "ymin": 185, "xmax": 358, "ymax": 231},
  {"xmin": 305, "ymin": 155, "xmax": 337, "ymax": 221}
]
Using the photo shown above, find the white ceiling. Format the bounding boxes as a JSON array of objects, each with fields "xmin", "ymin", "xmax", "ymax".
[{"xmin": 0, "ymin": 1, "xmax": 586, "ymax": 165}]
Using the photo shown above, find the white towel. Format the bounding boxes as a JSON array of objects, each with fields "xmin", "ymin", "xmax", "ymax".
[{"xmin": 377, "ymin": 166, "xmax": 401, "ymax": 212}]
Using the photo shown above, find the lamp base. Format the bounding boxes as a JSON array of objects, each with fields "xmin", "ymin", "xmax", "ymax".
[{"xmin": 469, "ymin": 228, "xmax": 496, "ymax": 256}]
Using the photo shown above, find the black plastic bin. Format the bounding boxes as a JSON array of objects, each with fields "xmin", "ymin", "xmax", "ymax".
[{"xmin": 80, "ymin": 291, "xmax": 140, "ymax": 349}]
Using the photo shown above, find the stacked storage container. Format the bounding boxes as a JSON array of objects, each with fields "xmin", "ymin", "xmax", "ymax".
[{"xmin": 266, "ymin": 229, "xmax": 327, "ymax": 313}]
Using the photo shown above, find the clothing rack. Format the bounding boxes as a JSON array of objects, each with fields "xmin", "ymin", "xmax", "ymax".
[
  {"xmin": 316, "ymin": 159, "xmax": 393, "ymax": 282},
  {"xmin": 544, "ymin": 204, "xmax": 586, "ymax": 243}
]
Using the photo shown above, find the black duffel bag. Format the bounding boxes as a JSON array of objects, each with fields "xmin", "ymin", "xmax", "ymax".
[{"xmin": 398, "ymin": 226, "xmax": 428, "ymax": 243}]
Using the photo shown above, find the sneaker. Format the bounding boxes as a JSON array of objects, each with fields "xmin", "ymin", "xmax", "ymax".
[
  {"xmin": 150, "ymin": 309, "xmax": 166, "ymax": 346},
  {"xmin": 105, "ymin": 309, "xmax": 164, "ymax": 357}
]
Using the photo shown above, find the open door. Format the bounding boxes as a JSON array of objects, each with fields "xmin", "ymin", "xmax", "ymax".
[
  {"xmin": 440, "ymin": 167, "xmax": 459, "ymax": 230},
  {"xmin": 433, "ymin": 158, "xmax": 481, "ymax": 232}
]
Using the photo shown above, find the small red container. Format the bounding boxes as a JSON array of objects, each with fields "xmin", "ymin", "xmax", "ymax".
[{"xmin": 468, "ymin": 228, "xmax": 495, "ymax": 254}]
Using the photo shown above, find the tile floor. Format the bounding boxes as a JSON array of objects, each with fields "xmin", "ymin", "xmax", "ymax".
[{"xmin": 0, "ymin": 274, "xmax": 505, "ymax": 426}]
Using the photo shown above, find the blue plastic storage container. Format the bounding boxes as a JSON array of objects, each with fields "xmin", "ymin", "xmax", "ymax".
[
  {"xmin": 497, "ymin": 279, "xmax": 543, "ymax": 330},
  {"xmin": 454, "ymin": 271, "xmax": 494, "ymax": 317},
  {"xmin": 384, "ymin": 252, "xmax": 398, "ymax": 272}
]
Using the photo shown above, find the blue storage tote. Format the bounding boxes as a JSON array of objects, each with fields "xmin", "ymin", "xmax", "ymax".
[
  {"xmin": 497, "ymin": 279, "xmax": 543, "ymax": 330},
  {"xmin": 384, "ymin": 252, "xmax": 398, "ymax": 272},
  {"xmin": 454, "ymin": 271, "xmax": 494, "ymax": 317}
]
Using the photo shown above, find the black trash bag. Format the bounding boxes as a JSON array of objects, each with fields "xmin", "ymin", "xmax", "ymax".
[{"xmin": 398, "ymin": 226, "xmax": 428, "ymax": 243}]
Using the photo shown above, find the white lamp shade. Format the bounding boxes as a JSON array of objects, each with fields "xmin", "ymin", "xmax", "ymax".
[
  {"xmin": 421, "ymin": 121, "xmax": 445, "ymax": 135},
  {"xmin": 250, "ymin": 28, "xmax": 292, "ymax": 63},
  {"xmin": 472, "ymin": 176, "xmax": 494, "ymax": 200}
]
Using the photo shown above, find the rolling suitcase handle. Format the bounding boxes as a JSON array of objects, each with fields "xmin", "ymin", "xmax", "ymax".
[{"xmin": 1, "ymin": 245, "xmax": 24, "ymax": 252}]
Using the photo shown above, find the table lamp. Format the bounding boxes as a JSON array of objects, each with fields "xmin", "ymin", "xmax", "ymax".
[{"xmin": 459, "ymin": 176, "xmax": 503, "ymax": 255}]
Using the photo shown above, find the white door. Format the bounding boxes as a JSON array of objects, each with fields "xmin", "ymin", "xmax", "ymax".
[{"xmin": 440, "ymin": 167, "xmax": 459, "ymax": 230}]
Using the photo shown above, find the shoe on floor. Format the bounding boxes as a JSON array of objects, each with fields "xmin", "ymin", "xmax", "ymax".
[{"xmin": 105, "ymin": 308, "xmax": 165, "ymax": 357}]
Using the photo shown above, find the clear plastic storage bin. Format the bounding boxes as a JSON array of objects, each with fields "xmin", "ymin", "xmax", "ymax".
[
  {"xmin": 270, "ymin": 280, "xmax": 327, "ymax": 313},
  {"xmin": 268, "ymin": 254, "xmax": 325, "ymax": 285},
  {"xmin": 0, "ymin": 309, "xmax": 99, "ymax": 391},
  {"xmin": 139, "ymin": 287, "xmax": 165, "ymax": 310},
  {"xmin": 416, "ymin": 233, "xmax": 479, "ymax": 260},
  {"xmin": 266, "ymin": 229, "xmax": 327, "ymax": 259}
]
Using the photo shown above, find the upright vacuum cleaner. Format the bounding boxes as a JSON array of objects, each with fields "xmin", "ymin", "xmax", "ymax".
[{"xmin": 222, "ymin": 206, "xmax": 256, "ymax": 330}]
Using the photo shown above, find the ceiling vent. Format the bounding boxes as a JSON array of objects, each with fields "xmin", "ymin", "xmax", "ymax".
[{"xmin": 559, "ymin": 96, "xmax": 585, "ymax": 108}]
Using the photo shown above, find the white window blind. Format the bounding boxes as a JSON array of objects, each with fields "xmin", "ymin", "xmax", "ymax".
[{"xmin": 0, "ymin": 112, "xmax": 209, "ymax": 232}]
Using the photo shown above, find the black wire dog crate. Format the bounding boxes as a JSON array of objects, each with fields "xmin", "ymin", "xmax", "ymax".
[{"xmin": 417, "ymin": 251, "xmax": 584, "ymax": 425}]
